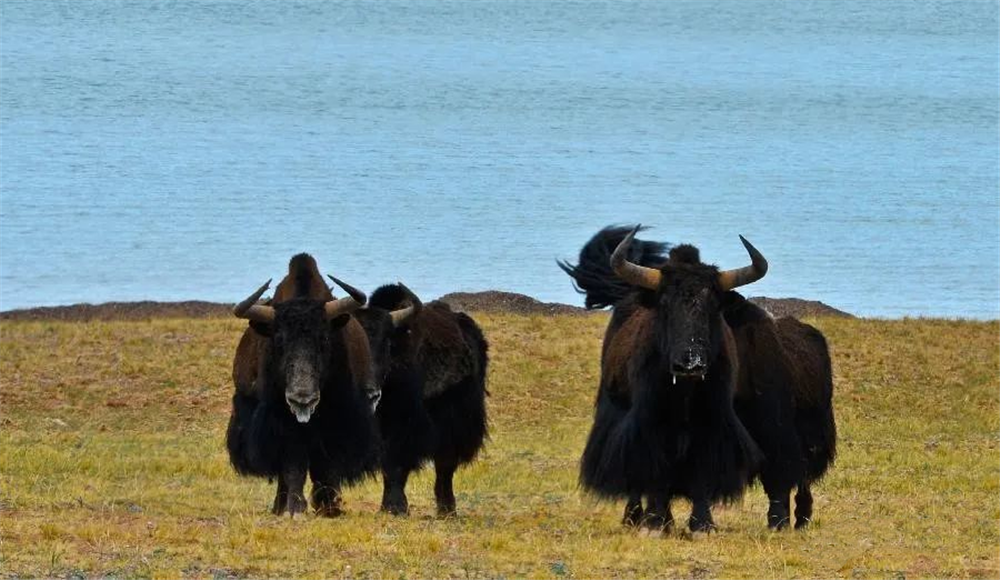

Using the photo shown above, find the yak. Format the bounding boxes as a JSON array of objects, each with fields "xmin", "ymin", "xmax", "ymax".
[
  {"xmin": 334, "ymin": 279, "xmax": 489, "ymax": 517},
  {"xmin": 724, "ymin": 294, "xmax": 836, "ymax": 529},
  {"xmin": 226, "ymin": 254, "xmax": 380, "ymax": 517},
  {"xmin": 560, "ymin": 225, "xmax": 835, "ymax": 532}
]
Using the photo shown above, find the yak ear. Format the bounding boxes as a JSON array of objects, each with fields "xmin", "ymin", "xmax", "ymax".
[
  {"xmin": 249, "ymin": 320, "xmax": 273, "ymax": 337},
  {"xmin": 718, "ymin": 290, "xmax": 746, "ymax": 314},
  {"xmin": 326, "ymin": 313, "xmax": 351, "ymax": 330}
]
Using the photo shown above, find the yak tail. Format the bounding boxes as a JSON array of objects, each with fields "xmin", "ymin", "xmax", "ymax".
[
  {"xmin": 557, "ymin": 225, "xmax": 669, "ymax": 309},
  {"xmin": 225, "ymin": 392, "xmax": 260, "ymax": 476},
  {"xmin": 455, "ymin": 311, "xmax": 489, "ymax": 389},
  {"xmin": 797, "ymin": 328, "xmax": 837, "ymax": 481}
]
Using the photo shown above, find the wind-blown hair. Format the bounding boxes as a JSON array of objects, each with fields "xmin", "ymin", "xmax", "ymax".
[{"xmin": 558, "ymin": 225, "xmax": 669, "ymax": 309}]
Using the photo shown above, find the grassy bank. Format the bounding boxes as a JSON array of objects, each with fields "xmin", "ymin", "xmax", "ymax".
[{"xmin": 1, "ymin": 314, "xmax": 997, "ymax": 578}]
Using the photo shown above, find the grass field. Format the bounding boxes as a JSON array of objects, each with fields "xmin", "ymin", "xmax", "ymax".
[{"xmin": 1, "ymin": 314, "xmax": 997, "ymax": 579}]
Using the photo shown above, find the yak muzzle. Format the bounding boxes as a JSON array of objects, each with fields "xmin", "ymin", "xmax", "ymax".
[
  {"xmin": 284, "ymin": 353, "xmax": 321, "ymax": 423},
  {"xmin": 286, "ymin": 392, "xmax": 320, "ymax": 423},
  {"xmin": 671, "ymin": 348, "xmax": 707, "ymax": 380}
]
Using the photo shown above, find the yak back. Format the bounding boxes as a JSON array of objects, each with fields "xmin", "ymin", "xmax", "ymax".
[
  {"xmin": 723, "ymin": 291, "xmax": 836, "ymax": 480},
  {"xmin": 558, "ymin": 225, "xmax": 670, "ymax": 310},
  {"xmin": 370, "ymin": 284, "xmax": 484, "ymax": 399},
  {"xmin": 723, "ymin": 292, "xmax": 832, "ymax": 407}
]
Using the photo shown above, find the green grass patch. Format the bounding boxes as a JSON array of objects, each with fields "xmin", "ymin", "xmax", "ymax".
[{"xmin": 1, "ymin": 315, "xmax": 997, "ymax": 578}]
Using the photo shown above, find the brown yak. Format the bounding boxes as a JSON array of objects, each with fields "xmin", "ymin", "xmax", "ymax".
[{"xmin": 225, "ymin": 253, "xmax": 379, "ymax": 517}]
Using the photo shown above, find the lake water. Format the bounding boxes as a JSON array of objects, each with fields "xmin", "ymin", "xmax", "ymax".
[{"xmin": 1, "ymin": 0, "xmax": 997, "ymax": 318}]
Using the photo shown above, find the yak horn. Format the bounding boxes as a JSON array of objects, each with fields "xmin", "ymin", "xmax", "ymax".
[
  {"xmin": 324, "ymin": 295, "xmax": 364, "ymax": 320},
  {"xmin": 327, "ymin": 275, "xmax": 368, "ymax": 306},
  {"xmin": 390, "ymin": 283, "xmax": 423, "ymax": 327},
  {"xmin": 234, "ymin": 279, "xmax": 276, "ymax": 323},
  {"xmin": 610, "ymin": 225, "xmax": 662, "ymax": 290},
  {"xmin": 718, "ymin": 235, "xmax": 769, "ymax": 291}
]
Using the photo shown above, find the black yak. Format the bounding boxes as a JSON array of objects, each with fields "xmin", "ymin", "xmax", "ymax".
[
  {"xmin": 560, "ymin": 225, "xmax": 834, "ymax": 532},
  {"xmin": 725, "ymin": 294, "xmax": 836, "ymax": 529},
  {"xmin": 335, "ymin": 279, "xmax": 489, "ymax": 517},
  {"xmin": 226, "ymin": 254, "xmax": 380, "ymax": 517}
]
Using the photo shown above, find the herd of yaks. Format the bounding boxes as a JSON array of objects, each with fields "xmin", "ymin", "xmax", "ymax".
[{"xmin": 225, "ymin": 224, "xmax": 836, "ymax": 534}]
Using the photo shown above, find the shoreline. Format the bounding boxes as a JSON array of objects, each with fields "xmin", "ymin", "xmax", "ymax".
[{"xmin": 0, "ymin": 290, "xmax": 855, "ymax": 321}]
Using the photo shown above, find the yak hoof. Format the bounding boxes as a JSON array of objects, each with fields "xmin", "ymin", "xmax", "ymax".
[
  {"xmin": 622, "ymin": 505, "xmax": 644, "ymax": 528},
  {"xmin": 316, "ymin": 504, "xmax": 344, "ymax": 518},
  {"xmin": 436, "ymin": 504, "xmax": 457, "ymax": 519},
  {"xmin": 688, "ymin": 519, "xmax": 716, "ymax": 534},
  {"xmin": 287, "ymin": 496, "xmax": 308, "ymax": 518},
  {"xmin": 381, "ymin": 502, "xmax": 409, "ymax": 516},
  {"xmin": 271, "ymin": 491, "xmax": 288, "ymax": 516},
  {"xmin": 637, "ymin": 527, "xmax": 666, "ymax": 539},
  {"xmin": 768, "ymin": 516, "xmax": 790, "ymax": 531},
  {"xmin": 794, "ymin": 517, "xmax": 810, "ymax": 530}
]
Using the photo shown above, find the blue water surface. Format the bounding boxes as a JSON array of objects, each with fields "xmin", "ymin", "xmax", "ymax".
[{"xmin": 2, "ymin": 0, "xmax": 998, "ymax": 317}]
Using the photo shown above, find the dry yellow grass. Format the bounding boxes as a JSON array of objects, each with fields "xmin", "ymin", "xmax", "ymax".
[{"xmin": 1, "ymin": 314, "xmax": 997, "ymax": 579}]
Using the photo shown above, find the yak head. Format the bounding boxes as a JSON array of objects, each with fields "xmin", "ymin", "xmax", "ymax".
[
  {"xmin": 344, "ymin": 281, "xmax": 423, "ymax": 390},
  {"xmin": 232, "ymin": 255, "xmax": 366, "ymax": 423},
  {"xmin": 611, "ymin": 226, "xmax": 768, "ymax": 383}
]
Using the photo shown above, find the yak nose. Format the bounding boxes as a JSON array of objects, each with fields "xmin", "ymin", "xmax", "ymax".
[
  {"xmin": 287, "ymin": 391, "xmax": 319, "ymax": 408},
  {"xmin": 671, "ymin": 349, "xmax": 707, "ymax": 377},
  {"xmin": 286, "ymin": 390, "xmax": 320, "ymax": 423}
]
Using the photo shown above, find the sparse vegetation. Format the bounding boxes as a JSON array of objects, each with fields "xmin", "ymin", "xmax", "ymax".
[{"xmin": 1, "ymin": 314, "xmax": 997, "ymax": 578}]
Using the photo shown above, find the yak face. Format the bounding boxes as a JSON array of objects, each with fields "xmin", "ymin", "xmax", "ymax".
[
  {"xmin": 353, "ymin": 308, "xmax": 395, "ymax": 394},
  {"xmin": 350, "ymin": 284, "xmax": 423, "ymax": 410},
  {"xmin": 609, "ymin": 227, "xmax": 769, "ymax": 385},
  {"xmin": 355, "ymin": 283, "xmax": 424, "ymax": 386},
  {"xmin": 655, "ymin": 246, "xmax": 724, "ymax": 382},
  {"xmin": 232, "ymin": 259, "xmax": 367, "ymax": 424},
  {"xmin": 266, "ymin": 299, "xmax": 333, "ymax": 423}
]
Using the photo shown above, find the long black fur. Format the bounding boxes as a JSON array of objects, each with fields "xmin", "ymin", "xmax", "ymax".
[
  {"xmin": 563, "ymin": 227, "xmax": 763, "ymax": 531},
  {"xmin": 226, "ymin": 391, "xmax": 263, "ymax": 475},
  {"xmin": 579, "ymin": 298, "xmax": 761, "ymax": 504},
  {"xmin": 558, "ymin": 225, "xmax": 670, "ymax": 309},
  {"xmin": 226, "ymin": 300, "xmax": 380, "ymax": 484}
]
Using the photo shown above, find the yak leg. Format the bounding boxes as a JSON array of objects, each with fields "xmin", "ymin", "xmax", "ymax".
[
  {"xmin": 281, "ymin": 463, "xmax": 308, "ymax": 517},
  {"xmin": 433, "ymin": 459, "xmax": 458, "ymax": 517},
  {"xmin": 622, "ymin": 493, "xmax": 644, "ymax": 528},
  {"xmin": 279, "ymin": 435, "xmax": 309, "ymax": 517},
  {"xmin": 688, "ymin": 496, "xmax": 716, "ymax": 533},
  {"xmin": 642, "ymin": 493, "xmax": 674, "ymax": 532},
  {"xmin": 309, "ymin": 458, "xmax": 344, "ymax": 518},
  {"xmin": 381, "ymin": 465, "xmax": 410, "ymax": 516},
  {"xmin": 271, "ymin": 478, "xmax": 288, "ymax": 515},
  {"xmin": 793, "ymin": 482, "xmax": 813, "ymax": 529},
  {"xmin": 764, "ymin": 480, "xmax": 792, "ymax": 530}
]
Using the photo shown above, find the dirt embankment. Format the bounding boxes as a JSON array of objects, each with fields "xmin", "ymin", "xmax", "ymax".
[
  {"xmin": 437, "ymin": 291, "xmax": 588, "ymax": 316},
  {"xmin": 747, "ymin": 297, "xmax": 853, "ymax": 319},
  {"xmin": 0, "ymin": 292, "xmax": 852, "ymax": 321},
  {"xmin": 0, "ymin": 301, "xmax": 234, "ymax": 322}
]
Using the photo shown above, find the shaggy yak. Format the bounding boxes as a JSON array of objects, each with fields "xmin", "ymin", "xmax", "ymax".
[
  {"xmin": 559, "ymin": 225, "xmax": 835, "ymax": 532},
  {"xmin": 226, "ymin": 254, "xmax": 380, "ymax": 517},
  {"xmin": 333, "ymin": 279, "xmax": 489, "ymax": 517}
]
